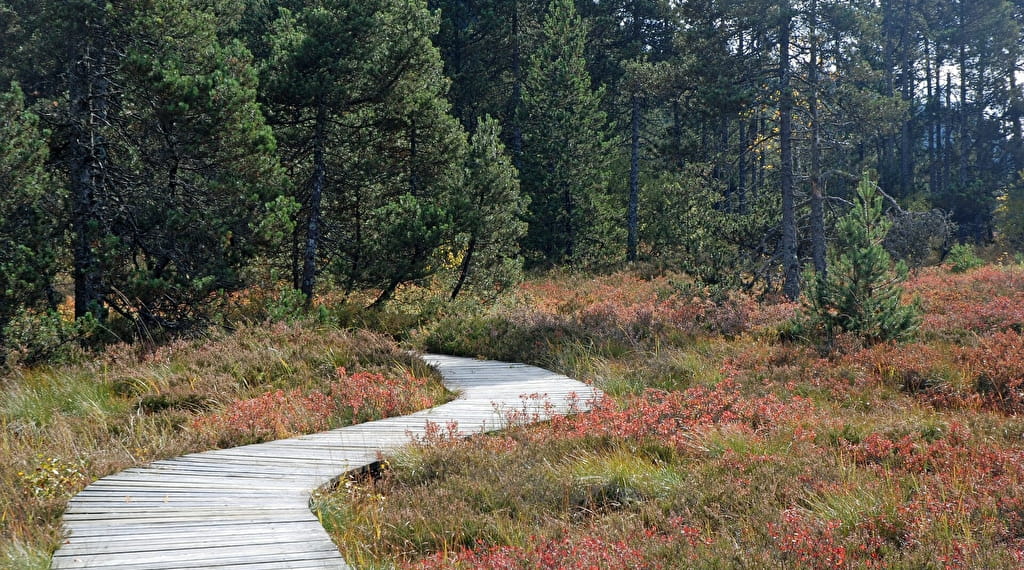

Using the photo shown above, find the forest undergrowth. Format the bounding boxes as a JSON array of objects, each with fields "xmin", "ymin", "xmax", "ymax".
[{"xmin": 317, "ymin": 263, "xmax": 1024, "ymax": 568}]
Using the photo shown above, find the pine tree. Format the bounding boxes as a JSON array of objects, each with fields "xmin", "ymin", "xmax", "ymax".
[
  {"xmin": 449, "ymin": 116, "xmax": 527, "ymax": 300},
  {"xmin": 520, "ymin": 0, "xmax": 615, "ymax": 267},
  {"xmin": 0, "ymin": 83, "xmax": 59, "ymax": 337},
  {"xmin": 261, "ymin": 0, "xmax": 381, "ymax": 303},
  {"xmin": 263, "ymin": 0, "xmax": 467, "ymax": 307},
  {"xmin": 19, "ymin": 0, "xmax": 285, "ymax": 328},
  {"xmin": 803, "ymin": 176, "xmax": 920, "ymax": 349},
  {"xmin": 107, "ymin": 0, "xmax": 284, "ymax": 326}
]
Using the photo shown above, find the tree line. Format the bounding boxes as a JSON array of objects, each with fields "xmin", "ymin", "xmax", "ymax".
[{"xmin": 1, "ymin": 0, "xmax": 1022, "ymax": 347}]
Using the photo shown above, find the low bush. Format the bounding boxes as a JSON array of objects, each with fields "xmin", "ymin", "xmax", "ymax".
[
  {"xmin": 907, "ymin": 264, "xmax": 1024, "ymax": 337},
  {"xmin": 959, "ymin": 330, "xmax": 1024, "ymax": 413},
  {"xmin": 191, "ymin": 368, "xmax": 442, "ymax": 447}
]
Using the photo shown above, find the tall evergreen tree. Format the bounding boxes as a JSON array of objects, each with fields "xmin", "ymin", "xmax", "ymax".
[
  {"xmin": 262, "ymin": 1, "xmax": 380, "ymax": 303},
  {"xmin": 62, "ymin": 0, "xmax": 112, "ymax": 320},
  {"xmin": 778, "ymin": 0, "xmax": 800, "ymax": 299},
  {"xmin": 23, "ymin": 0, "xmax": 285, "ymax": 329},
  {"xmin": 520, "ymin": 0, "xmax": 615, "ymax": 266},
  {"xmin": 108, "ymin": 1, "xmax": 284, "ymax": 326},
  {"xmin": 449, "ymin": 116, "xmax": 527, "ymax": 300},
  {"xmin": 263, "ymin": 0, "xmax": 467, "ymax": 307},
  {"xmin": 0, "ymin": 83, "xmax": 60, "ymax": 338},
  {"xmin": 576, "ymin": 0, "xmax": 676, "ymax": 263}
]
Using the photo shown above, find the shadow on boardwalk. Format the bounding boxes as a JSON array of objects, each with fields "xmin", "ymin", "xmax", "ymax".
[{"xmin": 51, "ymin": 355, "xmax": 602, "ymax": 570}]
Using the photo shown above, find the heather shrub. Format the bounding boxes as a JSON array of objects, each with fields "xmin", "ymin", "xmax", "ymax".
[
  {"xmin": 412, "ymin": 535, "xmax": 648, "ymax": 569},
  {"xmin": 422, "ymin": 311, "xmax": 580, "ymax": 363},
  {"xmin": 959, "ymin": 330, "xmax": 1024, "ymax": 413},
  {"xmin": 418, "ymin": 272, "xmax": 760, "ymax": 373},
  {"xmin": 907, "ymin": 265, "xmax": 1024, "ymax": 337},
  {"xmin": 859, "ymin": 342, "xmax": 962, "ymax": 396},
  {"xmin": 191, "ymin": 367, "xmax": 443, "ymax": 446},
  {"xmin": 191, "ymin": 388, "xmax": 335, "ymax": 446}
]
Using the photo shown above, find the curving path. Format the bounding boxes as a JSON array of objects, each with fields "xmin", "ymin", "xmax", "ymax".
[{"xmin": 51, "ymin": 355, "xmax": 602, "ymax": 569}]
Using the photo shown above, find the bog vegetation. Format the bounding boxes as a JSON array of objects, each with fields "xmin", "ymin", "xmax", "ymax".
[
  {"xmin": 3, "ymin": 0, "xmax": 1024, "ymax": 568},
  {"xmin": 320, "ymin": 261, "xmax": 1024, "ymax": 568}
]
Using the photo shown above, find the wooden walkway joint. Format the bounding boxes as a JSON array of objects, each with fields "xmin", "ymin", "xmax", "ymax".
[{"xmin": 51, "ymin": 354, "xmax": 602, "ymax": 569}]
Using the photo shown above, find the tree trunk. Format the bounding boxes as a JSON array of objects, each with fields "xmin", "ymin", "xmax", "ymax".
[
  {"xmin": 898, "ymin": 0, "xmax": 914, "ymax": 196},
  {"xmin": 510, "ymin": 0, "xmax": 523, "ymax": 170},
  {"xmin": 957, "ymin": 3, "xmax": 968, "ymax": 188},
  {"xmin": 450, "ymin": 235, "xmax": 476, "ymax": 301},
  {"xmin": 737, "ymin": 27, "xmax": 749, "ymax": 214},
  {"xmin": 300, "ymin": 99, "xmax": 327, "ymax": 306},
  {"xmin": 879, "ymin": 0, "xmax": 898, "ymax": 192},
  {"xmin": 925, "ymin": 38, "xmax": 939, "ymax": 198},
  {"xmin": 1011, "ymin": 57, "xmax": 1023, "ymax": 172},
  {"xmin": 563, "ymin": 180, "xmax": 575, "ymax": 260},
  {"xmin": 719, "ymin": 115, "xmax": 731, "ymax": 209},
  {"xmin": 779, "ymin": 3, "xmax": 800, "ymax": 300},
  {"xmin": 944, "ymin": 72, "xmax": 952, "ymax": 193},
  {"xmin": 69, "ymin": 2, "xmax": 109, "ymax": 320},
  {"xmin": 671, "ymin": 98, "xmax": 683, "ymax": 170},
  {"xmin": 370, "ymin": 277, "xmax": 402, "ymax": 309},
  {"xmin": 808, "ymin": 0, "xmax": 826, "ymax": 277},
  {"xmin": 627, "ymin": 93, "xmax": 640, "ymax": 262}
]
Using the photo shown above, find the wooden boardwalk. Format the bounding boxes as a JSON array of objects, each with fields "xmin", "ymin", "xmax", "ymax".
[{"xmin": 51, "ymin": 355, "xmax": 601, "ymax": 569}]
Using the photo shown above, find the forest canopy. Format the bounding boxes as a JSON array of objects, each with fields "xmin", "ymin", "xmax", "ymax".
[{"xmin": 1, "ymin": 0, "xmax": 1021, "ymax": 352}]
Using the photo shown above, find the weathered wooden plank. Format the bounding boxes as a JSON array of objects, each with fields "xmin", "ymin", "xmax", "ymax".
[
  {"xmin": 55, "ymin": 532, "xmax": 338, "ymax": 556},
  {"xmin": 52, "ymin": 354, "xmax": 601, "ymax": 569},
  {"xmin": 63, "ymin": 519, "xmax": 323, "ymax": 540},
  {"xmin": 52, "ymin": 544, "xmax": 344, "ymax": 569},
  {"xmin": 60, "ymin": 510, "xmax": 316, "ymax": 525}
]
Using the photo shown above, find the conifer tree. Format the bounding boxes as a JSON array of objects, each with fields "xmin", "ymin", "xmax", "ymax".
[
  {"xmin": 107, "ymin": 1, "xmax": 284, "ymax": 326},
  {"xmin": 520, "ymin": 0, "xmax": 615, "ymax": 267},
  {"xmin": 803, "ymin": 176, "xmax": 920, "ymax": 349},
  {"xmin": 449, "ymin": 116, "xmax": 527, "ymax": 300},
  {"xmin": 263, "ymin": 0, "xmax": 467, "ymax": 307},
  {"xmin": 0, "ymin": 83, "xmax": 59, "ymax": 337},
  {"xmin": 24, "ymin": 0, "xmax": 285, "ymax": 328}
]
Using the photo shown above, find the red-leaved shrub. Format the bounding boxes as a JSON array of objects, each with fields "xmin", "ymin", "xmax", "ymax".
[
  {"xmin": 540, "ymin": 379, "xmax": 813, "ymax": 452},
  {"xmin": 192, "ymin": 367, "xmax": 438, "ymax": 445},
  {"xmin": 958, "ymin": 331, "xmax": 1024, "ymax": 412},
  {"xmin": 413, "ymin": 535, "xmax": 649, "ymax": 569},
  {"xmin": 907, "ymin": 265, "xmax": 1024, "ymax": 336}
]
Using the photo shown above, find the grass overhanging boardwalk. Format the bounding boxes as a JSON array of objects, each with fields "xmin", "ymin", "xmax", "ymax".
[{"xmin": 50, "ymin": 354, "xmax": 602, "ymax": 570}]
